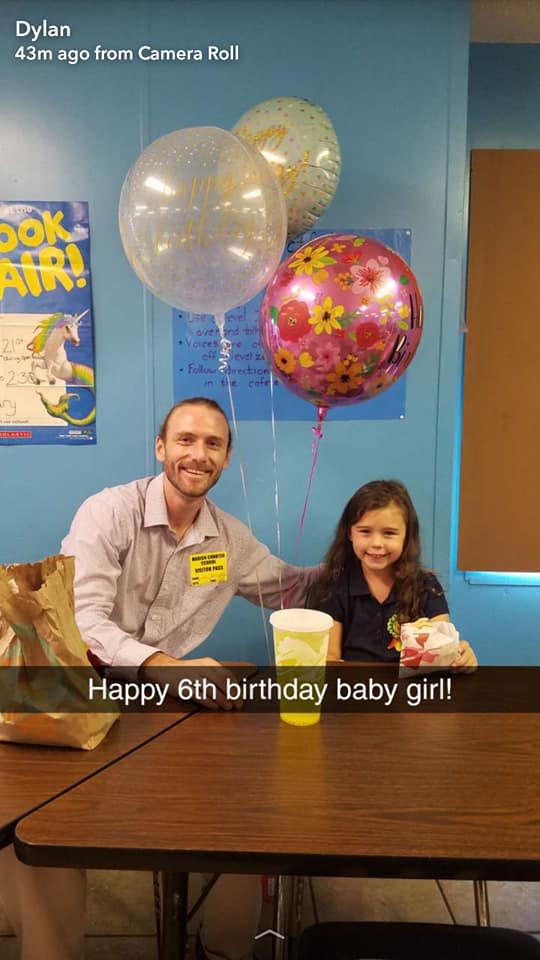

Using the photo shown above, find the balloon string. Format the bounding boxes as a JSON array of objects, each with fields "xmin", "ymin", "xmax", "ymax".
[
  {"xmin": 224, "ymin": 368, "xmax": 272, "ymax": 665},
  {"xmin": 219, "ymin": 338, "xmax": 232, "ymax": 372},
  {"xmin": 268, "ymin": 372, "xmax": 283, "ymax": 607},
  {"xmin": 213, "ymin": 312, "xmax": 232, "ymax": 373},
  {"xmin": 284, "ymin": 405, "xmax": 328, "ymax": 609}
]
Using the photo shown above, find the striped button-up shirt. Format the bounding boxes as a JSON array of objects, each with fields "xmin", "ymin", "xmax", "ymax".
[{"xmin": 61, "ymin": 475, "xmax": 315, "ymax": 670}]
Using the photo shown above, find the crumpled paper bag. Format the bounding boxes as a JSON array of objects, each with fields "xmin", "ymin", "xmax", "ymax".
[
  {"xmin": 0, "ymin": 555, "xmax": 118, "ymax": 749},
  {"xmin": 399, "ymin": 618, "xmax": 459, "ymax": 677}
]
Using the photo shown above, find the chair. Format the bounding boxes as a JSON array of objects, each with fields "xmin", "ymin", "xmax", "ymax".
[{"xmin": 297, "ymin": 921, "xmax": 540, "ymax": 959}]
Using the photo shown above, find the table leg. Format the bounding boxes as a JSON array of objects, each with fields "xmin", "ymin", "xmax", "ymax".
[
  {"xmin": 473, "ymin": 879, "xmax": 491, "ymax": 926},
  {"xmin": 286, "ymin": 876, "xmax": 305, "ymax": 960},
  {"xmin": 158, "ymin": 870, "xmax": 189, "ymax": 960},
  {"xmin": 273, "ymin": 875, "xmax": 290, "ymax": 960}
]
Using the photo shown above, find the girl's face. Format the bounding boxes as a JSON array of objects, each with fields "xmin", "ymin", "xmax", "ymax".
[{"xmin": 349, "ymin": 502, "xmax": 407, "ymax": 576}]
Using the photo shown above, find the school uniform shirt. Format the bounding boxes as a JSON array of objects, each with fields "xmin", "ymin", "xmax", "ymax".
[
  {"xmin": 61, "ymin": 474, "xmax": 317, "ymax": 673},
  {"xmin": 316, "ymin": 565, "xmax": 449, "ymax": 661}
]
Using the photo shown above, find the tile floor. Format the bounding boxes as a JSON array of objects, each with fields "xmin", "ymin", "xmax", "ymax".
[{"xmin": 0, "ymin": 871, "xmax": 539, "ymax": 958}]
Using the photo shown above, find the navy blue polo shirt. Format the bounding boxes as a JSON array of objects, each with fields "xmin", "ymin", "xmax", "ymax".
[{"xmin": 316, "ymin": 566, "xmax": 449, "ymax": 661}]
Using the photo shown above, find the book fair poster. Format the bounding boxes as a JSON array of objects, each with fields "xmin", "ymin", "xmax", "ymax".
[
  {"xmin": 173, "ymin": 228, "xmax": 411, "ymax": 421},
  {"xmin": 0, "ymin": 201, "xmax": 96, "ymax": 444}
]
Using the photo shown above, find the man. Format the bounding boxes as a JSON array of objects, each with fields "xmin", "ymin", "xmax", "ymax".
[
  {"xmin": 64, "ymin": 396, "xmax": 312, "ymax": 697},
  {"xmin": 0, "ymin": 397, "xmax": 316, "ymax": 960}
]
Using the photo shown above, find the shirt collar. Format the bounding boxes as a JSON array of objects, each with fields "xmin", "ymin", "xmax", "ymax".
[
  {"xmin": 144, "ymin": 475, "xmax": 220, "ymax": 543},
  {"xmin": 144, "ymin": 475, "xmax": 170, "ymax": 528},
  {"xmin": 349, "ymin": 564, "xmax": 371, "ymax": 596},
  {"xmin": 349, "ymin": 563, "xmax": 397, "ymax": 603},
  {"xmin": 186, "ymin": 498, "xmax": 220, "ymax": 544}
]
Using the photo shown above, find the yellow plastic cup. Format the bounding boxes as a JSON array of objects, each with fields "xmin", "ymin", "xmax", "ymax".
[{"xmin": 270, "ymin": 608, "xmax": 333, "ymax": 726}]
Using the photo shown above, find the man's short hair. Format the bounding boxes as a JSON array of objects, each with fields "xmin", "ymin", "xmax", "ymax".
[{"xmin": 158, "ymin": 397, "xmax": 232, "ymax": 451}]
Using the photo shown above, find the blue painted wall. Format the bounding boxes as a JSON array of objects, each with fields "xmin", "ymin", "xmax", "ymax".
[
  {"xmin": 469, "ymin": 43, "xmax": 540, "ymax": 146},
  {"xmin": 5, "ymin": 1, "xmax": 531, "ymax": 665}
]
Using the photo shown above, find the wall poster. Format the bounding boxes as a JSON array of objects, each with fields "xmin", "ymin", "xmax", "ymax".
[{"xmin": 0, "ymin": 200, "xmax": 96, "ymax": 444}]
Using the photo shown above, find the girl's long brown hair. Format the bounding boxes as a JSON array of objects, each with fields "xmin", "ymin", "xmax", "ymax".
[{"xmin": 312, "ymin": 479, "xmax": 428, "ymax": 623}]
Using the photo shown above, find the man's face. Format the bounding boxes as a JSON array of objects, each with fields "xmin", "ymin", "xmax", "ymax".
[{"xmin": 155, "ymin": 404, "xmax": 231, "ymax": 500}]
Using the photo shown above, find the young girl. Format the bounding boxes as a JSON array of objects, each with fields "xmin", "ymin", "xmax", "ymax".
[{"xmin": 311, "ymin": 479, "xmax": 477, "ymax": 669}]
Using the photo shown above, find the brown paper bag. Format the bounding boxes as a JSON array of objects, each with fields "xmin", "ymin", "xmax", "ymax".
[{"xmin": 0, "ymin": 555, "xmax": 118, "ymax": 749}]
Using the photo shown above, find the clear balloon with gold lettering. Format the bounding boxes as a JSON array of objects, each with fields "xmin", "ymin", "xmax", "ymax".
[
  {"xmin": 233, "ymin": 97, "xmax": 341, "ymax": 242},
  {"xmin": 118, "ymin": 126, "xmax": 287, "ymax": 368}
]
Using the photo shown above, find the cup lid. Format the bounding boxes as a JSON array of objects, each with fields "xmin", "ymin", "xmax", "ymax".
[{"xmin": 269, "ymin": 608, "xmax": 333, "ymax": 631}]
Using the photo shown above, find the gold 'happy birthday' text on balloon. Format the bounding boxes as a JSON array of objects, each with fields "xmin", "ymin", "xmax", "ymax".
[
  {"xmin": 233, "ymin": 98, "xmax": 341, "ymax": 241},
  {"xmin": 151, "ymin": 173, "xmax": 267, "ymax": 252},
  {"xmin": 233, "ymin": 124, "xmax": 310, "ymax": 197}
]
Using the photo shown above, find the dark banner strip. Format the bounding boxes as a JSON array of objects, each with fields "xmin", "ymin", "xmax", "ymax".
[{"xmin": 0, "ymin": 666, "xmax": 539, "ymax": 714}]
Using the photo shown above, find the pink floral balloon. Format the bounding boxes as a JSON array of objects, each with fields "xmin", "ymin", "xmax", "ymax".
[{"xmin": 260, "ymin": 233, "xmax": 423, "ymax": 409}]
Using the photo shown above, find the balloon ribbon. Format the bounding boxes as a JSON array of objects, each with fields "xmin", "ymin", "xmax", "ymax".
[
  {"xmin": 213, "ymin": 312, "xmax": 232, "ymax": 372},
  {"xmin": 224, "ymin": 365, "xmax": 273, "ymax": 663},
  {"xmin": 284, "ymin": 405, "xmax": 328, "ymax": 608}
]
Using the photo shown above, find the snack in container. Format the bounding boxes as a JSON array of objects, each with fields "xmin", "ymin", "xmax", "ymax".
[{"xmin": 399, "ymin": 617, "xmax": 459, "ymax": 677}]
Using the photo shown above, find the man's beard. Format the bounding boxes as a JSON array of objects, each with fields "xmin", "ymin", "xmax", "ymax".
[{"xmin": 164, "ymin": 460, "xmax": 221, "ymax": 499}]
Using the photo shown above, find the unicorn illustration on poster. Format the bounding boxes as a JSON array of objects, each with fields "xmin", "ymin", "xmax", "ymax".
[
  {"xmin": 25, "ymin": 310, "xmax": 96, "ymax": 427},
  {"xmin": 27, "ymin": 310, "xmax": 93, "ymax": 387}
]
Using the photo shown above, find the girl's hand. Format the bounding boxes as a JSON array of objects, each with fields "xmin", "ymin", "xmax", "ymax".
[{"xmin": 451, "ymin": 640, "xmax": 478, "ymax": 673}]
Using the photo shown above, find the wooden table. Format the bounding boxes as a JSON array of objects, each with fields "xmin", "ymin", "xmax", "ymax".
[
  {"xmin": 1, "ymin": 661, "xmax": 256, "ymax": 846},
  {"xmin": 14, "ymin": 710, "xmax": 540, "ymax": 958},
  {"xmin": 0, "ymin": 706, "xmax": 195, "ymax": 847}
]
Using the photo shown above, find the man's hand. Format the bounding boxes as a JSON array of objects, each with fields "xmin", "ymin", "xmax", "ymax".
[{"xmin": 141, "ymin": 652, "xmax": 242, "ymax": 710}]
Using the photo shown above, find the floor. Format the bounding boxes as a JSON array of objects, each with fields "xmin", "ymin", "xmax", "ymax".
[{"xmin": 0, "ymin": 872, "xmax": 539, "ymax": 958}]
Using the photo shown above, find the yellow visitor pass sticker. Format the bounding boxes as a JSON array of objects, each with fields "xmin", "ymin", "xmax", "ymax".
[{"xmin": 190, "ymin": 551, "xmax": 228, "ymax": 585}]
